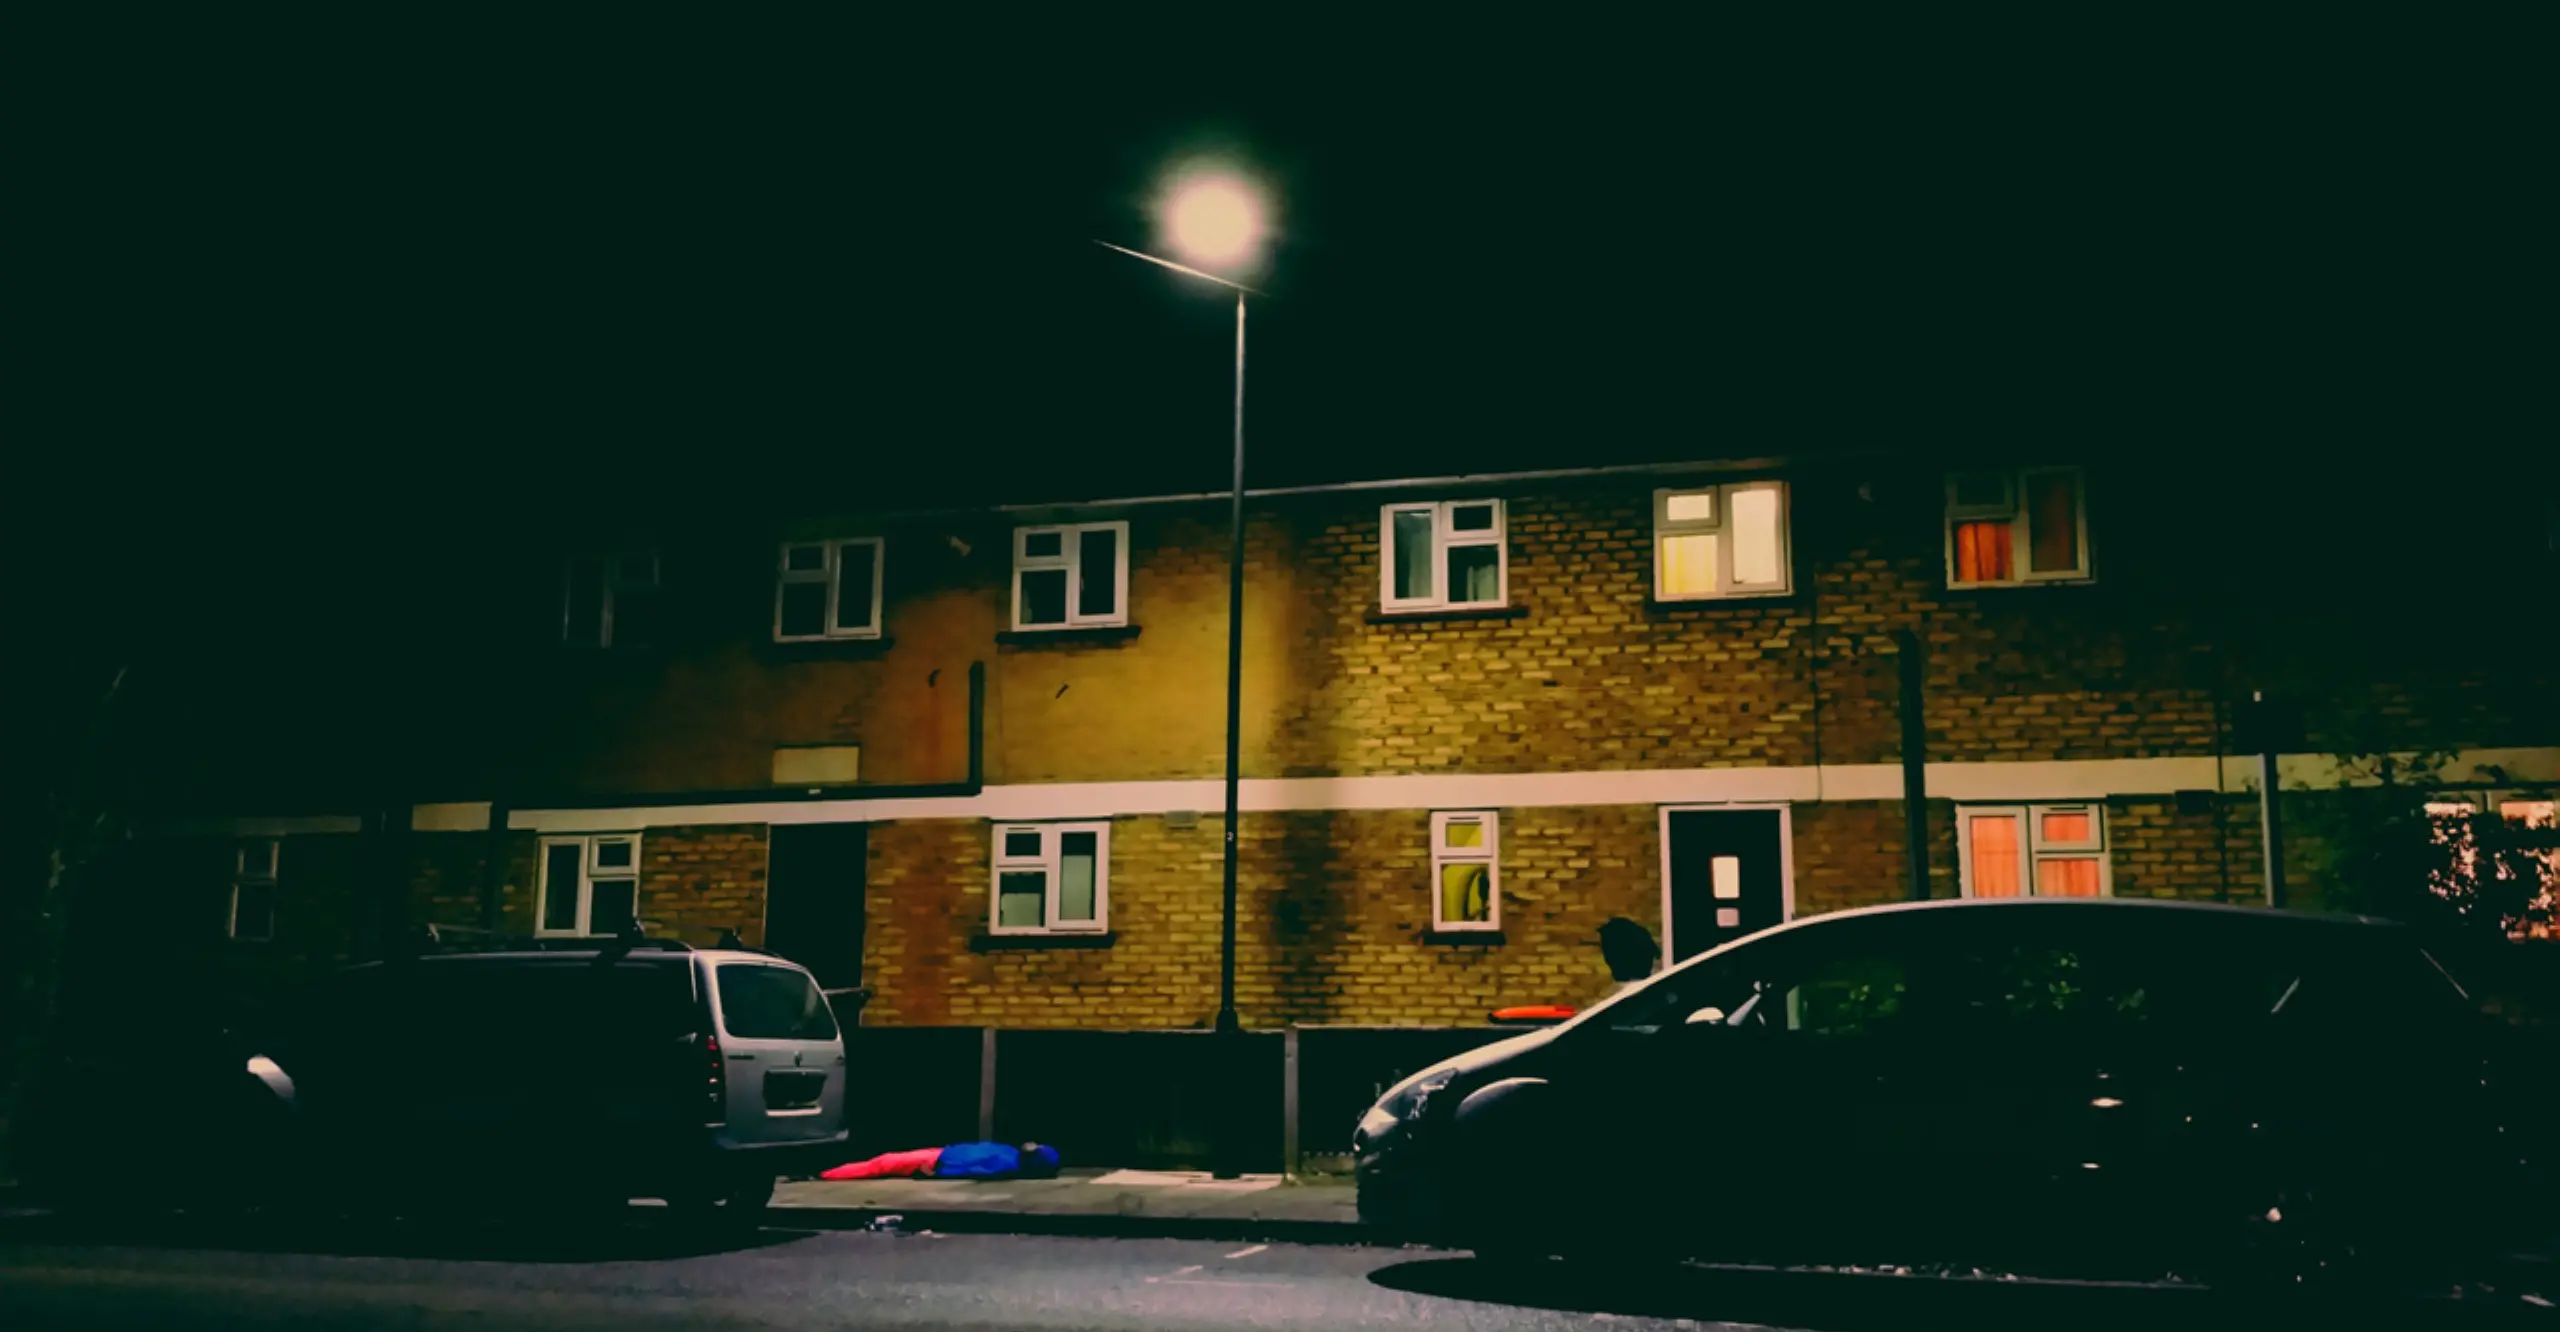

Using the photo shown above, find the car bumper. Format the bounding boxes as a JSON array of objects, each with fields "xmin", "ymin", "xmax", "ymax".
[
  {"xmin": 1354, "ymin": 1134, "xmax": 1450, "ymax": 1243},
  {"xmin": 712, "ymin": 1129, "xmax": 851, "ymax": 1178}
]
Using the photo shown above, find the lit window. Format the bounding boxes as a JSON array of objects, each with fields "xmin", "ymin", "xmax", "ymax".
[
  {"xmin": 2432, "ymin": 799, "xmax": 2560, "ymax": 940},
  {"xmin": 538, "ymin": 834, "xmax": 642, "ymax": 936},
  {"xmin": 989, "ymin": 822, "xmax": 1110, "ymax": 934},
  {"xmin": 1381, "ymin": 500, "xmax": 1507, "ymax": 612},
  {"xmin": 562, "ymin": 551, "xmax": 661, "ymax": 647},
  {"xmin": 1946, "ymin": 468, "xmax": 2090, "ymax": 587},
  {"xmin": 1654, "ymin": 481, "xmax": 1790, "ymax": 600},
  {"xmin": 228, "ymin": 840, "xmax": 278, "ymax": 942},
  {"xmin": 775, "ymin": 538, "xmax": 885, "ymax": 641},
  {"xmin": 1960, "ymin": 805, "xmax": 2109, "ymax": 898},
  {"xmin": 1430, "ymin": 811, "xmax": 1501, "ymax": 931},
  {"xmin": 1012, "ymin": 523, "xmax": 1129, "ymax": 630}
]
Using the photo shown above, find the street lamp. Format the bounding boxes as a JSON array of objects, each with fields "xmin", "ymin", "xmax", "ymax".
[{"xmin": 1096, "ymin": 166, "xmax": 1268, "ymax": 1173}]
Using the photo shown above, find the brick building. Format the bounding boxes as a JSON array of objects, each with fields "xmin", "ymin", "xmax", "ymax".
[{"xmin": 122, "ymin": 452, "xmax": 2558, "ymax": 1026}]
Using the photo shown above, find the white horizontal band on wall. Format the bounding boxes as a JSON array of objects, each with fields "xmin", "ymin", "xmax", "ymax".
[
  {"xmin": 411, "ymin": 801, "xmax": 497, "ymax": 831},
  {"xmin": 154, "ymin": 815, "xmax": 367, "ymax": 838},
  {"xmin": 485, "ymin": 747, "xmax": 2559, "ymax": 834}
]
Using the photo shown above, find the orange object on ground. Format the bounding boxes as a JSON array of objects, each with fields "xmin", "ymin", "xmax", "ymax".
[
  {"xmin": 1490, "ymin": 1005, "xmax": 1577, "ymax": 1022},
  {"xmin": 821, "ymin": 1147, "xmax": 946, "ymax": 1180}
]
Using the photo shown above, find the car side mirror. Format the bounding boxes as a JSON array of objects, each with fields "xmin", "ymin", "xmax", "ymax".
[{"xmin": 1684, "ymin": 1007, "xmax": 1727, "ymax": 1027}]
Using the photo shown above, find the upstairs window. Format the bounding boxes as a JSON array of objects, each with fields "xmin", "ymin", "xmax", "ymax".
[
  {"xmin": 1946, "ymin": 468, "xmax": 2090, "ymax": 587},
  {"xmin": 1013, "ymin": 523, "xmax": 1128, "ymax": 630},
  {"xmin": 1654, "ymin": 481, "xmax": 1791, "ymax": 600},
  {"xmin": 775, "ymin": 538, "xmax": 884, "ymax": 641},
  {"xmin": 563, "ymin": 551, "xmax": 660, "ymax": 647},
  {"xmin": 1960, "ymin": 804, "xmax": 2109, "ymax": 898},
  {"xmin": 539, "ymin": 834, "xmax": 641, "ymax": 937},
  {"xmin": 229, "ymin": 840, "xmax": 278, "ymax": 942},
  {"xmin": 1430, "ymin": 811, "xmax": 1501, "ymax": 931},
  {"xmin": 990, "ymin": 822, "xmax": 1110, "ymax": 934},
  {"xmin": 1381, "ymin": 500, "xmax": 1507, "ymax": 613}
]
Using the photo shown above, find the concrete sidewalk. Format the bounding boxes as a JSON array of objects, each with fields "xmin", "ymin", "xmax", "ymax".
[{"xmin": 769, "ymin": 1168, "xmax": 1370, "ymax": 1246}]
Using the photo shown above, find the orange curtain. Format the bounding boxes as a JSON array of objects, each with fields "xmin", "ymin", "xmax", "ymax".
[
  {"xmin": 1954, "ymin": 521, "xmax": 2013, "ymax": 582},
  {"xmin": 2036, "ymin": 857, "xmax": 2104, "ymax": 897},
  {"xmin": 1968, "ymin": 815, "xmax": 2022, "ymax": 897}
]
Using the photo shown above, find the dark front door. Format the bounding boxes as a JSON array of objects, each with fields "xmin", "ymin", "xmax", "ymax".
[
  {"xmin": 1664, "ymin": 807, "xmax": 1789, "ymax": 964},
  {"xmin": 764, "ymin": 824, "xmax": 866, "ymax": 991}
]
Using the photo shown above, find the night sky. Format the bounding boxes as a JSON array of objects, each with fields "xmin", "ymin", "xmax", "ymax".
[{"xmin": 14, "ymin": 16, "xmax": 2547, "ymax": 734}]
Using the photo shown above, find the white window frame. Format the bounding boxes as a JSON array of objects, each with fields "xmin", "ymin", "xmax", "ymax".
[
  {"xmin": 562, "ymin": 551, "xmax": 661, "ymax": 647},
  {"xmin": 1652, "ymin": 481, "xmax": 1792, "ymax": 600},
  {"xmin": 1956, "ymin": 803, "xmax": 2112, "ymax": 898},
  {"xmin": 774, "ymin": 537, "xmax": 885, "ymax": 641},
  {"xmin": 988, "ymin": 821, "xmax": 1112, "ymax": 935},
  {"xmin": 1011, "ymin": 522, "xmax": 1130, "ymax": 630},
  {"xmin": 1380, "ymin": 499, "xmax": 1508, "ymax": 613},
  {"xmin": 1429, "ymin": 810, "xmax": 1502, "ymax": 932},
  {"xmin": 1944, "ymin": 467, "xmax": 2092, "ymax": 588},
  {"xmin": 536, "ymin": 833, "xmax": 642, "ymax": 937},
  {"xmin": 227, "ymin": 839, "xmax": 278, "ymax": 942}
]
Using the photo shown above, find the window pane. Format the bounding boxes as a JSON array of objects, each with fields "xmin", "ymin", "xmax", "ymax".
[
  {"xmin": 1023, "ymin": 530, "xmax": 1063, "ymax": 559},
  {"xmin": 543, "ymin": 843, "xmax": 584, "ymax": 931},
  {"xmin": 564, "ymin": 557, "xmax": 604, "ymax": 645},
  {"xmin": 238, "ymin": 841, "xmax": 277, "ymax": 878},
  {"xmin": 1730, "ymin": 487, "xmax": 1782, "ymax": 586},
  {"xmin": 2035, "ymin": 857, "xmax": 2104, "ymax": 898},
  {"xmin": 1968, "ymin": 814, "xmax": 2023, "ymax": 897},
  {"xmin": 592, "ymin": 838, "xmax": 635, "ymax": 871},
  {"xmin": 1391, "ymin": 510, "xmax": 1434, "ymax": 601},
  {"xmin": 1658, "ymin": 534, "xmax": 1716, "ymax": 597},
  {"xmin": 784, "ymin": 544, "xmax": 827, "ymax": 572},
  {"xmin": 1020, "ymin": 569, "xmax": 1068, "ymax": 625},
  {"xmin": 609, "ymin": 586, "xmax": 658, "ymax": 647},
  {"xmin": 998, "ymin": 871, "xmax": 1047, "ymax": 928},
  {"xmin": 1076, "ymin": 528, "xmax": 1118, "ymax": 617},
  {"xmin": 1058, "ymin": 831, "xmax": 1098, "ymax": 922},
  {"xmin": 1952, "ymin": 472, "xmax": 2013, "ymax": 511},
  {"xmin": 1664, "ymin": 491, "xmax": 1715, "ymax": 523},
  {"xmin": 716, "ymin": 964, "xmax": 839, "ymax": 1041},
  {"xmin": 1439, "ymin": 862, "xmax": 1492, "ymax": 924},
  {"xmin": 2026, "ymin": 473, "xmax": 2082, "ymax": 573},
  {"xmin": 232, "ymin": 885, "xmax": 275, "ymax": 940},
  {"xmin": 835, "ymin": 543, "xmax": 878, "ymax": 631},
  {"xmin": 779, "ymin": 580, "xmax": 829, "ymax": 637},
  {"xmin": 1953, "ymin": 520, "xmax": 2014, "ymax": 583},
  {"xmin": 1441, "ymin": 818, "xmax": 1485, "ymax": 849},
  {"xmin": 2039, "ymin": 810, "xmax": 2094, "ymax": 845},
  {"xmin": 1002, "ymin": 829, "xmax": 1043, "ymax": 858},
  {"xmin": 1450, "ymin": 503, "xmax": 1496, "ymax": 533},
  {"xmin": 1446, "ymin": 544, "xmax": 1500, "ymax": 604},
  {"xmin": 1712, "ymin": 855, "xmax": 1741, "ymax": 900},
  {"xmin": 589, "ymin": 879, "xmax": 638, "ymax": 935},
  {"xmin": 1786, "ymin": 953, "xmax": 1910, "ymax": 1037}
]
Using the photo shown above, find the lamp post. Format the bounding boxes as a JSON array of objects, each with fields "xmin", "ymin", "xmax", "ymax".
[{"xmin": 1096, "ymin": 167, "xmax": 1266, "ymax": 1174}]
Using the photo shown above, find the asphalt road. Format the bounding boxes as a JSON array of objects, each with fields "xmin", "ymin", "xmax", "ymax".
[{"xmin": 1, "ymin": 1213, "xmax": 2549, "ymax": 1332}]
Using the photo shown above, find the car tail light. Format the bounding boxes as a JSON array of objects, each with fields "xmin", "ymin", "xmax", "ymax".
[{"xmin": 703, "ymin": 1033, "xmax": 726, "ymax": 1123}]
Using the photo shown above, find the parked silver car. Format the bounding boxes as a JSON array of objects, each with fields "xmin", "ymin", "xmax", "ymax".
[{"xmin": 255, "ymin": 936, "xmax": 850, "ymax": 1225}]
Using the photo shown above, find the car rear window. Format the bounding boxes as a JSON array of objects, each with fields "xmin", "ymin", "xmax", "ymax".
[{"xmin": 716, "ymin": 963, "xmax": 839, "ymax": 1041}]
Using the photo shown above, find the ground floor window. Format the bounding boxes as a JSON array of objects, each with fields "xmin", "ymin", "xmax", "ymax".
[
  {"xmin": 1958, "ymin": 804, "xmax": 2109, "ymax": 898},
  {"xmin": 1431, "ymin": 811, "xmax": 1501, "ymax": 930},
  {"xmin": 989, "ymin": 822, "xmax": 1109, "ymax": 934},
  {"xmin": 228, "ymin": 839, "xmax": 278, "ymax": 941},
  {"xmin": 539, "ymin": 834, "xmax": 641, "ymax": 936}
]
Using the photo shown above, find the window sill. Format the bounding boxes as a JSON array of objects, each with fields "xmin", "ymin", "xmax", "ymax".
[
  {"xmin": 764, "ymin": 635, "xmax": 895, "ymax": 657},
  {"xmin": 1422, "ymin": 929, "xmax": 1505, "ymax": 946},
  {"xmin": 1646, "ymin": 592, "xmax": 1798, "ymax": 613},
  {"xmin": 972, "ymin": 931, "xmax": 1117, "ymax": 951},
  {"xmin": 1366, "ymin": 606, "xmax": 1528, "ymax": 626},
  {"xmin": 1943, "ymin": 578, "xmax": 2098, "ymax": 593},
  {"xmin": 995, "ymin": 625, "xmax": 1142, "ymax": 646}
]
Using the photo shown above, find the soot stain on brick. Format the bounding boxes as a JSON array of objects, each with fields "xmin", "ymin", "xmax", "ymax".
[{"xmin": 1267, "ymin": 810, "xmax": 1351, "ymax": 1023}]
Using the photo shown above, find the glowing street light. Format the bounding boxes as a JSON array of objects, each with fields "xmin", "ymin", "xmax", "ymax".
[{"xmin": 1161, "ymin": 170, "xmax": 1267, "ymax": 272}]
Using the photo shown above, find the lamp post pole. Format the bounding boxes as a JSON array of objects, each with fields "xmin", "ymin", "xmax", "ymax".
[{"xmin": 1091, "ymin": 239, "xmax": 1265, "ymax": 1176}]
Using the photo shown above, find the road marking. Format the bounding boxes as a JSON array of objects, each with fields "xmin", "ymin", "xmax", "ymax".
[
  {"xmin": 1157, "ymin": 1279, "xmax": 1292, "ymax": 1288},
  {"xmin": 1223, "ymin": 1244, "xmax": 1267, "ymax": 1259},
  {"xmin": 1142, "ymin": 1265, "xmax": 1206, "ymax": 1283}
]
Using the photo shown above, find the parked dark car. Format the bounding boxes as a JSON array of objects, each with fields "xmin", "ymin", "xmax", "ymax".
[
  {"xmin": 22, "ymin": 936, "xmax": 850, "ymax": 1228},
  {"xmin": 1354, "ymin": 898, "xmax": 2549, "ymax": 1285}
]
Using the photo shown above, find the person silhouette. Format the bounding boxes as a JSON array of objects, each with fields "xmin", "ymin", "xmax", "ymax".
[{"xmin": 1597, "ymin": 917, "xmax": 1659, "ymax": 996}]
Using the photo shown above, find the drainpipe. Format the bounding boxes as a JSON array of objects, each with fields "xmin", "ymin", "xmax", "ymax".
[
  {"xmin": 1894, "ymin": 628, "xmax": 1930, "ymax": 902},
  {"xmin": 2254, "ymin": 690, "xmax": 2287, "ymax": 910}
]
